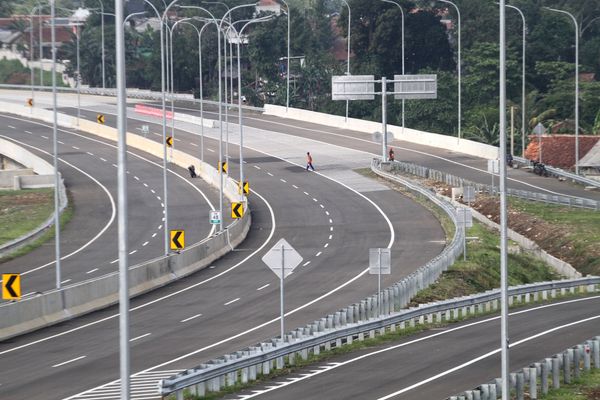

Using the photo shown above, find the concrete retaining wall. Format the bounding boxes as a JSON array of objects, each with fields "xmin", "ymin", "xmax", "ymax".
[
  {"xmin": 0, "ymin": 101, "xmax": 250, "ymax": 341},
  {"xmin": 14, "ymin": 174, "xmax": 54, "ymax": 189},
  {"xmin": 263, "ymin": 105, "xmax": 500, "ymax": 161},
  {"xmin": 0, "ymin": 168, "xmax": 33, "ymax": 187}
]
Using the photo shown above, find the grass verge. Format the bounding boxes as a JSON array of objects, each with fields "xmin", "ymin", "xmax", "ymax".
[
  {"xmin": 0, "ymin": 190, "xmax": 74, "ymax": 262},
  {"xmin": 0, "ymin": 188, "xmax": 54, "ymax": 245},
  {"xmin": 539, "ymin": 368, "xmax": 600, "ymax": 399}
]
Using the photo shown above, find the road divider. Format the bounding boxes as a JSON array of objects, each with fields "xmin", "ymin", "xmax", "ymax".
[
  {"xmin": 133, "ymin": 103, "xmax": 216, "ymax": 129},
  {"xmin": 0, "ymin": 101, "xmax": 251, "ymax": 341}
]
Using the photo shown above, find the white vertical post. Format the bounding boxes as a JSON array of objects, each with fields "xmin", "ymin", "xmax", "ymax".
[
  {"xmin": 341, "ymin": 0, "xmax": 351, "ymax": 122},
  {"xmin": 378, "ymin": 248, "xmax": 382, "ymax": 317},
  {"xmin": 382, "ymin": 77, "xmax": 387, "ymax": 161},
  {"xmin": 115, "ymin": 0, "xmax": 130, "ymax": 397},
  {"xmin": 280, "ymin": 244, "xmax": 285, "ymax": 339},
  {"xmin": 50, "ymin": 0, "xmax": 62, "ymax": 290},
  {"xmin": 499, "ymin": 1, "xmax": 510, "ymax": 399},
  {"xmin": 76, "ymin": 24, "xmax": 80, "ymax": 126}
]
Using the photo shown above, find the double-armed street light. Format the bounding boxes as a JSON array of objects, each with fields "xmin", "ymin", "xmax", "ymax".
[{"xmin": 340, "ymin": 0, "xmax": 351, "ymax": 122}]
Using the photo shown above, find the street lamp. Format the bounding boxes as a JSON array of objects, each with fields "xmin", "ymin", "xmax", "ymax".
[
  {"xmin": 498, "ymin": 1, "xmax": 510, "ymax": 398},
  {"xmin": 380, "ymin": 0, "xmax": 405, "ymax": 136},
  {"xmin": 279, "ymin": 0, "xmax": 290, "ymax": 112},
  {"xmin": 433, "ymin": 0, "xmax": 461, "ymax": 140},
  {"xmin": 96, "ymin": 0, "xmax": 106, "ymax": 88},
  {"xmin": 340, "ymin": 0, "xmax": 351, "ymax": 122},
  {"xmin": 544, "ymin": 7, "xmax": 580, "ymax": 175},
  {"xmin": 29, "ymin": 4, "xmax": 44, "ymax": 104},
  {"xmin": 499, "ymin": 3, "xmax": 527, "ymax": 158}
]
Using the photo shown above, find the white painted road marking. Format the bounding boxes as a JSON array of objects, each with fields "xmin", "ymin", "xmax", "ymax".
[
  {"xmin": 52, "ymin": 355, "xmax": 86, "ymax": 368},
  {"xmin": 181, "ymin": 314, "xmax": 202, "ymax": 323},
  {"xmin": 86, "ymin": 268, "xmax": 98, "ymax": 274},
  {"xmin": 225, "ymin": 298, "xmax": 240, "ymax": 306},
  {"xmin": 257, "ymin": 284, "xmax": 270, "ymax": 291},
  {"xmin": 130, "ymin": 333, "xmax": 151, "ymax": 342}
]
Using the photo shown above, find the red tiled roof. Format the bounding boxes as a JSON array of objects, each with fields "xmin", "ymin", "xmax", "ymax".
[{"xmin": 524, "ymin": 135, "xmax": 600, "ymax": 169}]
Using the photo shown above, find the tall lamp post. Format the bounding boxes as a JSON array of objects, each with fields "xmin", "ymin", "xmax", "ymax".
[
  {"xmin": 434, "ymin": 0, "xmax": 461, "ymax": 140},
  {"xmin": 498, "ymin": 1, "xmax": 510, "ymax": 398},
  {"xmin": 279, "ymin": 0, "xmax": 290, "ymax": 112},
  {"xmin": 381, "ymin": 0, "xmax": 405, "ymax": 135},
  {"xmin": 502, "ymin": 3, "xmax": 527, "ymax": 158},
  {"xmin": 544, "ymin": 7, "xmax": 580, "ymax": 175},
  {"xmin": 96, "ymin": 0, "xmax": 106, "ymax": 88},
  {"xmin": 341, "ymin": 0, "xmax": 351, "ymax": 122},
  {"xmin": 29, "ymin": 4, "xmax": 44, "ymax": 104}
]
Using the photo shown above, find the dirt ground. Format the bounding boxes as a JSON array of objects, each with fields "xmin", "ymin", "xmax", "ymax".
[{"xmin": 399, "ymin": 175, "xmax": 599, "ymax": 273}]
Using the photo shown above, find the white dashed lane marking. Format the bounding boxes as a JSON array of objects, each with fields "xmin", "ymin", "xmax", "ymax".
[
  {"xmin": 316, "ymin": 251, "xmax": 322, "ymax": 257},
  {"xmin": 224, "ymin": 298, "xmax": 240, "ymax": 306},
  {"xmin": 257, "ymin": 284, "xmax": 270, "ymax": 291},
  {"xmin": 181, "ymin": 314, "xmax": 202, "ymax": 323},
  {"xmin": 130, "ymin": 333, "xmax": 151, "ymax": 342},
  {"xmin": 41, "ymin": 135, "xmax": 49, "ymax": 139},
  {"xmin": 267, "ymin": 172, "xmax": 274, "ymax": 177},
  {"xmin": 86, "ymin": 268, "xmax": 98, "ymax": 274},
  {"xmin": 51, "ymin": 355, "xmax": 86, "ymax": 368}
]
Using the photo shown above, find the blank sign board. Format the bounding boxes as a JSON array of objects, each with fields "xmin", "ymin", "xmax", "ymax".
[
  {"xmin": 332, "ymin": 75, "xmax": 375, "ymax": 101},
  {"xmin": 369, "ymin": 248, "xmax": 391, "ymax": 275},
  {"xmin": 393, "ymin": 74, "xmax": 437, "ymax": 99}
]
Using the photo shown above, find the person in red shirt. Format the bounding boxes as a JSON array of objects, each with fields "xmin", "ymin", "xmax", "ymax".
[{"xmin": 306, "ymin": 152, "xmax": 315, "ymax": 171}]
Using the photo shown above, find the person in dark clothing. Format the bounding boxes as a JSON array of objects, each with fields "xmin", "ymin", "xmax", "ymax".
[
  {"xmin": 388, "ymin": 147, "xmax": 395, "ymax": 162},
  {"xmin": 188, "ymin": 165, "xmax": 197, "ymax": 178}
]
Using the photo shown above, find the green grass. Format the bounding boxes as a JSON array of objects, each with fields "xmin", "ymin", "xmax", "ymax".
[
  {"xmin": 411, "ymin": 222, "xmax": 560, "ymax": 303},
  {"xmin": 0, "ymin": 59, "xmax": 66, "ymax": 87},
  {"xmin": 0, "ymin": 188, "xmax": 55, "ymax": 245},
  {"xmin": 539, "ymin": 368, "xmax": 600, "ymax": 399},
  {"xmin": 509, "ymin": 198, "xmax": 600, "ymax": 276},
  {"xmin": 0, "ymin": 190, "xmax": 74, "ymax": 262}
]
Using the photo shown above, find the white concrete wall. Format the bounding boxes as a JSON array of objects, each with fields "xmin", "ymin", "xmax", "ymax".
[
  {"xmin": 264, "ymin": 105, "xmax": 500, "ymax": 161},
  {"xmin": 0, "ymin": 169, "xmax": 33, "ymax": 187}
]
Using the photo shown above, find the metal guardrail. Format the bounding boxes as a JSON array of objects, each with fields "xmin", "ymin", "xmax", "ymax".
[
  {"xmin": 390, "ymin": 160, "xmax": 600, "ymax": 211},
  {"xmin": 449, "ymin": 334, "xmax": 600, "ymax": 400},
  {"xmin": 514, "ymin": 156, "xmax": 600, "ymax": 189},
  {"xmin": 160, "ymin": 276, "xmax": 600, "ymax": 397},
  {"xmin": 157, "ymin": 160, "xmax": 467, "ymax": 397}
]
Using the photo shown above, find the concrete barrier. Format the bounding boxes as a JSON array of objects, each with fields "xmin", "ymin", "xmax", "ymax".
[
  {"xmin": 134, "ymin": 103, "xmax": 216, "ymax": 129},
  {"xmin": 14, "ymin": 174, "xmax": 54, "ymax": 189},
  {"xmin": 0, "ymin": 101, "xmax": 250, "ymax": 340},
  {"xmin": 263, "ymin": 105, "xmax": 500, "ymax": 160},
  {"xmin": 0, "ymin": 168, "xmax": 33, "ymax": 188}
]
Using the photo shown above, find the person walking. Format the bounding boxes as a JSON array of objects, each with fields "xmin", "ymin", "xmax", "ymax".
[
  {"xmin": 306, "ymin": 152, "xmax": 315, "ymax": 171},
  {"xmin": 388, "ymin": 147, "xmax": 395, "ymax": 162}
]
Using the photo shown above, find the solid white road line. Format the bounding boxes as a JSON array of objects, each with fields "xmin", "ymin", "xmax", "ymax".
[
  {"xmin": 224, "ymin": 298, "xmax": 241, "ymax": 306},
  {"xmin": 52, "ymin": 355, "xmax": 86, "ymax": 368},
  {"xmin": 181, "ymin": 314, "xmax": 202, "ymax": 323},
  {"xmin": 130, "ymin": 333, "xmax": 152, "ymax": 342},
  {"xmin": 257, "ymin": 284, "xmax": 270, "ymax": 291}
]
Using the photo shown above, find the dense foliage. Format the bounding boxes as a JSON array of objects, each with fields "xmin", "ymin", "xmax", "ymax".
[{"xmin": 1, "ymin": 0, "xmax": 599, "ymax": 145}]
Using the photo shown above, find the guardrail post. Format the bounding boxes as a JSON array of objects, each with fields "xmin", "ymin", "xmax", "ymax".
[
  {"xmin": 584, "ymin": 343, "xmax": 591, "ymax": 371},
  {"xmin": 341, "ymin": 309, "xmax": 348, "ymax": 326},
  {"xmin": 573, "ymin": 346, "xmax": 581, "ymax": 380},
  {"xmin": 261, "ymin": 344, "xmax": 271, "ymax": 375},
  {"xmin": 225, "ymin": 355, "xmax": 236, "ymax": 386},
  {"xmin": 491, "ymin": 378, "xmax": 499, "ymax": 398},
  {"xmin": 540, "ymin": 360, "xmax": 549, "ymax": 394},
  {"xmin": 542, "ymin": 290, "xmax": 548, "ymax": 300},
  {"xmin": 564, "ymin": 350, "xmax": 572, "ymax": 384},
  {"xmin": 516, "ymin": 371, "xmax": 524, "ymax": 400},
  {"xmin": 593, "ymin": 337, "xmax": 600, "ymax": 368},
  {"xmin": 528, "ymin": 367, "xmax": 537, "ymax": 399},
  {"xmin": 360, "ymin": 300, "xmax": 367, "ymax": 321},
  {"xmin": 552, "ymin": 356, "xmax": 560, "ymax": 389},
  {"xmin": 393, "ymin": 285, "xmax": 400, "ymax": 311},
  {"xmin": 480, "ymin": 384, "xmax": 489, "ymax": 400}
]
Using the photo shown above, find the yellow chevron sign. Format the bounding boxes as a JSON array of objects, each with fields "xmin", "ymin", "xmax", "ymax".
[
  {"xmin": 239, "ymin": 181, "xmax": 249, "ymax": 195},
  {"xmin": 170, "ymin": 230, "xmax": 185, "ymax": 250},
  {"xmin": 231, "ymin": 202, "xmax": 244, "ymax": 219},
  {"xmin": 2, "ymin": 274, "xmax": 21, "ymax": 300},
  {"xmin": 97, "ymin": 114, "xmax": 105, "ymax": 124}
]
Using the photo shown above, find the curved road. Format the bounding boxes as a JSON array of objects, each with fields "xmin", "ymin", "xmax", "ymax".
[{"xmin": 0, "ymin": 92, "xmax": 447, "ymax": 400}]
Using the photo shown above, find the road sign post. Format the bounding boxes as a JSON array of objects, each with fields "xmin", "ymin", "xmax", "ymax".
[
  {"xmin": 456, "ymin": 207, "xmax": 473, "ymax": 261},
  {"xmin": 369, "ymin": 248, "xmax": 391, "ymax": 317},
  {"xmin": 332, "ymin": 74, "xmax": 437, "ymax": 161},
  {"xmin": 262, "ymin": 238, "xmax": 303, "ymax": 339},
  {"xmin": 533, "ymin": 122, "xmax": 546, "ymax": 164},
  {"xmin": 488, "ymin": 159, "xmax": 500, "ymax": 195}
]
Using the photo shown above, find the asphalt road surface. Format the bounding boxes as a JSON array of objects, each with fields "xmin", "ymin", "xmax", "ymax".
[
  {"xmin": 222, "ymin": 296, "xmax": 600, "ymax": 400},
  {"xmin": 0, "ymin": 92, "xmax": 448, "ymax": 400},
  {"xmin": 0, "ymin": 113, "xmax": 218, "ymax": 297}
]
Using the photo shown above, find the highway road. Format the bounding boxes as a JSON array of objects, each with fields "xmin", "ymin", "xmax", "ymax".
[
  {"xmin": 0, "ymin": 113, "xmax": 218, "ymax": 297},
  {"xmin": 221, "ymin": 296, "xmax": 600, "ymax": 400},
  {"xmin": 0, "ymin": 92, "xmax": 448, "ymax": 400}
]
